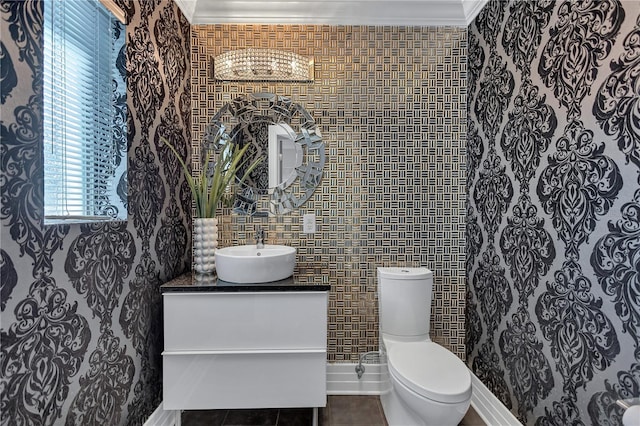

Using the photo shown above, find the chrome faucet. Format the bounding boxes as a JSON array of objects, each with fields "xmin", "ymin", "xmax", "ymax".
[{"xmin": 255, "ymin": 226, "xmax": 265, "ymax": 249}]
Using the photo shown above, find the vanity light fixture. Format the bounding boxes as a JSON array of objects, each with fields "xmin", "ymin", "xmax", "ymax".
[{"xmin": 212, "ymin": 48, "xmax": 314, "ymax": 82}]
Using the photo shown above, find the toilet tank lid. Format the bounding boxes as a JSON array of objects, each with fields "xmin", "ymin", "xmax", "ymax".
[{"xmin": 378, "ymin": 267, "xmax": 432, "ymax": 279}]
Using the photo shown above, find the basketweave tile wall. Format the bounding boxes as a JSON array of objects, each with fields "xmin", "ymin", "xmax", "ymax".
[{"xmin": 191, "ymin": 25, "xmax": 467, "ymax": 361}]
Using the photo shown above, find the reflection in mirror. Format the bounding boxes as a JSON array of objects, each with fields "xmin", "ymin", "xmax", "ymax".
[
  {"xmin": 230, "ymin": 119, "xmax": 270, "ymax": 195},
  {"xmin": 203, "ymin": 93, "xmax": 325, "ymax": 215},
  {"xmin": 268, "ymin": 123, "xmax": 303, "ymax": 191}
]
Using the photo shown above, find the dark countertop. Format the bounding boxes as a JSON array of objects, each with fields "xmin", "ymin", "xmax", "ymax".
[{"xmin": 161, "ymin": 272, "xmax": 331, "ymax": 293}]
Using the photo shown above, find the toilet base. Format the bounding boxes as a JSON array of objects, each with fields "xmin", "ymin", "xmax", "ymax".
[
  {"xmin": 380, "ymin": 370, "xmax": 470, "ymax": 426},
  {"xmin": 381, "ymin": 384, "xmax": 427, "ymax": 426}
]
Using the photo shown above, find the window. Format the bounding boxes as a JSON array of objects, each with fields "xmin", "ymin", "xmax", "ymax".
[{"xmin": 43, "ymin": 0, "xmax": 127, "ymax": 223}]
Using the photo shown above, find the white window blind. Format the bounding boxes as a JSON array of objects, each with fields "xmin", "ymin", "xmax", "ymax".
[{"xmin": 43, "ymin": 0, "xmax": 121, "ymax": 222}]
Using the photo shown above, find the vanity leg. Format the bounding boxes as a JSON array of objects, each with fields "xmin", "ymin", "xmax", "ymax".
[{"xmin": 312, "ymin": 407, "xmax": 318, "ymax": 426}]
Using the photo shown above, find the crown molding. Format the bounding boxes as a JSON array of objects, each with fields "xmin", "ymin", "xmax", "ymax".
[
  {"xmin": 177, "ymin": 0, "xmax": 487, "ymax": 27},
  {"xmin": 174, "ymin": 0, "xmax": 196, "ymax": 23}
]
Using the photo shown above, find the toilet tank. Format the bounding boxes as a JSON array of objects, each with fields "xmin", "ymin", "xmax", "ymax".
[{"xmin": 377, "ymin": 267, "xmax": 433, "ymax": 337}]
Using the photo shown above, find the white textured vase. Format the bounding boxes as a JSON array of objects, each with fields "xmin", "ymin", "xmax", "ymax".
[{"xmin": 193, "ymin": 218, "xmax": 218, "ymax": 274}]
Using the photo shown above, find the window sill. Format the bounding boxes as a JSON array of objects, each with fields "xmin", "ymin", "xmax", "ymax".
[{"xmin": 44, "ymin": 216, "xmax": 127, "ymax": 226}]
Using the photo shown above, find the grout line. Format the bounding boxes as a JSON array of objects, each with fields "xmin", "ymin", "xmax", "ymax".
[{"xmin": 376, "ymin": 398, "xmax": 388, "ymax": 426}]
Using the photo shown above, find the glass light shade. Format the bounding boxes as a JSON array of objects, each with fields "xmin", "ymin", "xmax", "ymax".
[{"xmin": 213, "ymin": 48, "xmax": 313, "ymax": 82}]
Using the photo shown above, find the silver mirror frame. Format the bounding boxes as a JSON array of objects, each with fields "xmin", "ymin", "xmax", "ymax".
[{"xmin": 203, "ymin": 93, "xmax": 325, "ymax": 215}]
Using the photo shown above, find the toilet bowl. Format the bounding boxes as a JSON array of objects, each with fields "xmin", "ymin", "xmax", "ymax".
[
  {"xmin": 381, "ymin": 338, "xmax": 471, "ymax": 425},
  {"xmin": 377, "ymin": 267, "xmax": 472, "ymax": 426}
]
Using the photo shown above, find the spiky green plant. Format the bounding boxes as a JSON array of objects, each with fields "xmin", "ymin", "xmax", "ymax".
[{"xmin": 162, "ymin": 133, "xmax": 262, "ymax": 218}]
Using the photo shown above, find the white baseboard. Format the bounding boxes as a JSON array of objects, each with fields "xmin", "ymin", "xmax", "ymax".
[
  {"xmin": 145, "ymin": 364, "xmax": 519, "ymax": 426},
  {"xmin": 143, "ymin": 403, "xmax": 180, "ymax": 426},
  {"xmin": 470, "ymin": 372, "xmax": 521, "ymax": 426},
  {"xmin": 326, "ymin": 362, "xmax": 389, "ymax": 395}
]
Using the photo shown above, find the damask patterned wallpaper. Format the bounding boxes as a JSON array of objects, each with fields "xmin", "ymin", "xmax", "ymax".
[
  {"xmin": 0, "ymin": 1, "xmax": 191, "ymax": 424},
  {"xmin": 466, "ymin": 0, "xmax": 640, "ymax": 424}
]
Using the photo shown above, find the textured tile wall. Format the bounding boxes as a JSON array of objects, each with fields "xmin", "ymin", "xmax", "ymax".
[{"xmin": 191, "ymin": 25, "xmax": 467, "ymax": 361}]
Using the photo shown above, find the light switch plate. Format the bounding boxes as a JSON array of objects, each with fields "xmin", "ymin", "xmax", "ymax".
[{"xmin": 303, "ymin": 213, "xmax": 316, "ymax": 234}]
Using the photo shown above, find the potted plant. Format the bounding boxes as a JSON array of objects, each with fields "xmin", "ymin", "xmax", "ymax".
[{"xmin": 161, "ymin": 130, "xmax": 262, "ymax": 273}]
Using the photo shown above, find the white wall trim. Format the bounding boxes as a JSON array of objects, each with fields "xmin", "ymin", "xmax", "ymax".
[
  {"xmin": 181, "ymin": 0, "xmax": 486, "ymax": 26},
  {"xmin": 173, "ymin": 0, "xmax": 196, "ymax": 23},
  {"xmin": 143, "ymin": 404, "xmax": 180, "ymax": 426},
  {"xmin": 462, "ymin": 0, "xmax": 488, "ymax": 25},
  {"xmin": 470, "ymin": 372, "xmax": 521, "ymax": 426},
  {"xmin": 326, "ymin": 362, "xmax": 388, "ymax": 395}
]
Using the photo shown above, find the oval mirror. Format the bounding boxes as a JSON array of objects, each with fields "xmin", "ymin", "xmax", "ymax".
[{"xmin": 203, "ymin": 93, "xmax": 325, "ymax": 215}]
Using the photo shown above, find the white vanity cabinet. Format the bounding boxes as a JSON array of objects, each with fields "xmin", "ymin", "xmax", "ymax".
[{"xmin": 162, "ymin": 279, "xmax": 328, "ymax": 413}]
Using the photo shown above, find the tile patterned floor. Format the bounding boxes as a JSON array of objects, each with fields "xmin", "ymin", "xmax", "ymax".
[
  {"xmin": 181, "ymin": 395, "xmax": 486, "ymax": 426},
  {"xmin": 181, "ymin": 395, "xmax": 385, "ymax": 426}
]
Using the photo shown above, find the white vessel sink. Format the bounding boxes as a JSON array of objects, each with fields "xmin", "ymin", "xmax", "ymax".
[{"xmin": 215, "ymin": 244, "xmax": 296, "ymax": 283}]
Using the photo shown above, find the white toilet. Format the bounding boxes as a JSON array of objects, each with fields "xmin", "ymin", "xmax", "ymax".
[{"xmin": 377, "ymin": 267, "xmax": 471, "ymax": 426}]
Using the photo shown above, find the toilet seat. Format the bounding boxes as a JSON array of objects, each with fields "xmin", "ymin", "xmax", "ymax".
[{"xmin": 387, "ymin": 341, "xmax": 471, "ymax": 404}]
